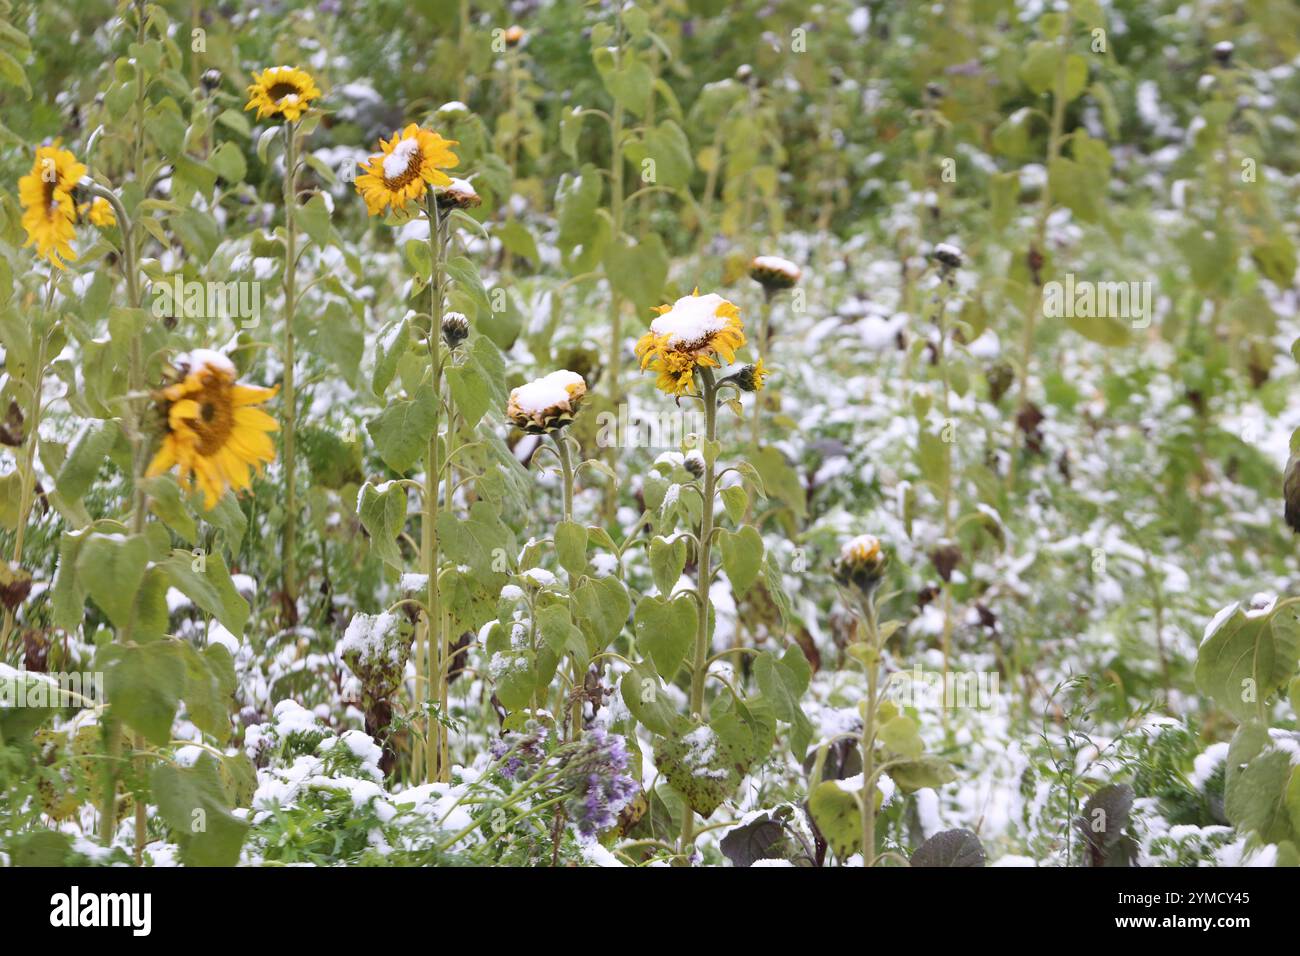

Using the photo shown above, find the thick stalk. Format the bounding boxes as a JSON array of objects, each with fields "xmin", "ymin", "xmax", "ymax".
[
  {"xmin": 422, "ymin": 198, "xmax": 447, "ymax": 783},
  {"xmin": 935, "ymin": 281, "xmax": 954, "ymax": 689},
  {"xmin": 607, "ymin": 9, "xmax": 627, "ymax": 403},
  {"xmin": 554, "ymin": 437, "xmax": 581, "ymax": 738},
  {"xmin": 85, "ymin": 184, "xmax": 147, "ymax": 846},
  {"xmin": 281, "ymin": 122, "xmax": 300, "ymax": 614},
  {"xmin": 679, "ymin": 370, "xmax": 719, "ymax": 859},
  {"xmin": 860, "ymin": 595, "xmax": 879, "ymax": 865},
  {"xmin": 1009, "ymin": 12, "xmax": 1071, "ymax": 491},
  {"xmin": 748, "ymin": 291, "xmax": 775, "ymax": 452},
  {"xmin": 0, "ymin": 282, "xmax": 52, "ymax": 654},
  {"xmin": 438, "ymin": 408, "xmax": 458, "ymax": 780}
]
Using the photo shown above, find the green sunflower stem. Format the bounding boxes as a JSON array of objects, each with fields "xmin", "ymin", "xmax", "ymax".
[
  {"xmin": 553, "ymin": 435, "xmax": 582, "ymax": 740},
  {"xmin": 679, "ymin": 368, "xmax": 719, "ymax": 863},
  {"xmin": 422, "ymin": 195, "xmax": 449, "ymax": 784},
  {"xmin": 0, "ymin": 279, "xmax": 54, "ymax": 658},
  {"xmin": 83, "ymin": 181, "xmax": 148, "ymax": 848},
  {"xmin": 1008, "ymin": 10, "xmax": 1071, "ymax": 494},
  {"xmin": 281, "ymin": 120, "xmax": 301, "ymax": 619},
  {"xmin": 748, "ymin": 290, "xmax": 775, "ymax": 454},
  {"xmin": 859, "ymin": 593, "xmax": 881, "ymax": 866},
  {"xmin": 935, "ymin": 276, "xmax": 955, "ymax": 700}
]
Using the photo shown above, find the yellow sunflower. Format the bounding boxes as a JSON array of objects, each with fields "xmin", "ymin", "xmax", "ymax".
[
  {"xmin": 354, "ymin": 124, "xmax": 459, "ymax": 216},
  {"xmin": 77, "ymin": 197, "xmax": 116, "ymax": 228},
  {"xmin": 244, "ymin": 66, "xmax": 321, "ymax": 122},
  {"xmin": 18, "ymin": 145, "xmax": 85, "ymax": 269},
  {"xmin": 146, "ymin": 350, "xmax": 279, "ymax": 509},
  {"xmin": 634, "ymin": 289, "xmax": 746, "ymax": 396}
]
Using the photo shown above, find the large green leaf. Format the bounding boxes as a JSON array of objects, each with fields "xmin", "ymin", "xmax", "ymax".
[
  {"xmin": 76, "ymin": 533, "xmax": 149, "ymax": 629},
  {"xmin": 633, "ymin": 594, "xmax": 697, "ymax": 680},
  {"xmin": 160, "ymin": 548, "xmax": 250, "ymax": 638},
  {"xmin": 151, "ymin": 753, "xmax": 249, "ymax": 866},
  {"xmin": 357, "ymin": 481, "xmax": 407, "ymax": 570},
  {"xmin": 1195, "ymin": 603, "xmax": 1300, "ymax": 722}
]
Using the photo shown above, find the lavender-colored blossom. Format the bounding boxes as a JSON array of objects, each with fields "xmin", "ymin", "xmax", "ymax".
[{"xmin": 562, "ymin": 728, "xmax": 639, "ymax": 843}]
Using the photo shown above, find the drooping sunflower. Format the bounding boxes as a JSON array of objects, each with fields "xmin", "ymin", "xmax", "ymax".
[
  {"xmin": 730, "ymin": 357, "xmax": 768, "ymax": 392},
  {"xmin": 355, "ymin": 124, "xmax": 459, "ymax": 217},
  {"xmin": 77, "ymin": 197, "xmax": 116, "ymax": 228},
  {"xmin": 18, "ymin": 145, "xmax": 85, "ymax": 269},
  {"xmin": 506, "ymin": 370, "xmax": 587, "ymax": 434},
  {"xmin": 244, "ymin": 66, "xmax": 322, "ymax": 122},
  {"xmin": 634, "ymin": 290, "xmax": 746, "ymax": 396},
  {"xmin": 146, "ymin": 350, "xmax": 279, "ymax": 509}
]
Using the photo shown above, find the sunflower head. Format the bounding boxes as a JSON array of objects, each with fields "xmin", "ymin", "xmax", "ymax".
[
  {"xmin": 78, "ymin": 197, "xmax": 116, "ymax": 228},
  {"xmin": 355, "ymin": 124, "xmax": 459, "ymax": 217},
  {"xmin": 146, "ymin": 349, "xmax": 279, "ymax": 509},
  {"xmin": 506, "ymin": 370, "xmax": 587, "ymax": 434},
  {"xmin": 634, "ymin": 290, "xmax": 745, "ymax": 396},
  {"xmin": 18, "ymin": 145, "xmax": 86, "ymax": 269},
  {"xmin": 244, "ymin": 66, "xmax": 322, "ymax": 122},
  {"xmin": 749, "ymin": 255, "xmax": 800, "ymax": 294},
  {"xmin": 834, "ymin": 534, "xmax": 888, "ymax": 597},
  {"xmin": 933, "ymin": 242, "xmax": 963, "ymax": 270},
  {"xmin": 435, "ymin": 177, "xmax": 481, "ymax": 212},
  {"xmin": 441, "ymin": 311, "xmax": 470, "ymax": 348},
  {"xmin": 730, "ymin": 358, "xmax": 768, "ymax": 393}
]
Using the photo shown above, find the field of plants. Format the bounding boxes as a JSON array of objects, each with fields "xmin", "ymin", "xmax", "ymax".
[{"xmin": 0, "ymin": 0, "xmax": 1299, "ymax": 874}]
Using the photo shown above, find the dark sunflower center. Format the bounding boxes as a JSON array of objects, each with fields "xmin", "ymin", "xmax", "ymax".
[
  {"xmin": 267, "ymin": 81, "xmax": 301, "ymax": 102},
  {"xmin": 383, "ymin": 144, "xmax": 424, "ymax": 190},
  {"xmin": 42, "ymin": 177, "xmax": 58, "ymax": 212},
  {"xmin": 189, "ymin": 378, "xmax": 235, "ymax": 456}
]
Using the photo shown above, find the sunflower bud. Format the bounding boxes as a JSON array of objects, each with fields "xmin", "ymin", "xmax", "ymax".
[
  {"xmin": 986, "ymin": 361, "xmax": 1014, "ymax": 404},
  {"xmin": 834, "ymin": 534, "xmax": 888, "ymax": 596},
  {"xmin": 504, "ymin": 25, "xmax": 525, "ymax": 47},
  {"xmin": 1284, "ymin": 453, "xmax": 1300, "ymax": 533},
  {"xmin": 933, "ymin": 242, "xmax": 963, "ymax": 270},
  {"xmin": 0, "ymin": 562, "xmax": 32, "ymax": 613},
  {"xmin": 442, "ymin": 311, "xmax": 469, "ymax": 348},
  {"xmin": 749, "ymin": 255, "xmax": 801, "ymax": 295},
  {"xmin": 729, "ymin": 359, "xmax": 768, "ymax": 393},
  {"xmin": 435, "ymin": 177, "xmax": 481, "ymax": 212},
  {"xmin": 1212, "ymin": 41, "xmax": 1234, "ymax": 65},
  {"xmin": 506, "ymin": 370, "xmax": 587, "ymax": 434},
  {"xmin": 684, "ymin": 450, "xmax": 705, "ymax": 478},
  {"xmin": 201, "ymin": 69, "xmax": 222, "ymax": 93},
  {"xmin": 930, "ymin": 543, "xmax": 962, "ymax": 583}
]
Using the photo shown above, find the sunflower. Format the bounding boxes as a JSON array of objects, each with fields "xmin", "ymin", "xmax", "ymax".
[
  {"xmin": 355, "ymin": 124, "xmax": 459, "ymax": 217},
  {"xmin": 18, "ymin": 145, "xmax": 85, "ymax": 269},
  {"xmin": 634, "ymin": 290, "xmax": 746, "ymax": 396},
  {"xmin": 730, "ymin": 358, "xmax": 767, "ymax": 392},
  {"xmin": 506, "ymin": 370, "xmax": 586, "ymax": 434},
  {"xmin": 244, "ymin": 66, "xmax": 321, "ymax": 122},
  {"xmin": 77, "ymin": 197, "xmax": 116, "ymax": 228},
  {"xmin": 146, "ymin": 350, "xmax": 279, "ymax": 509},
  {"xmin": 834, "ymin": 534, "xmax": 888, "ymax": 596},
  {"xmin": 749, "ymin": 255, "xmax": 801, "ymax": 292}
]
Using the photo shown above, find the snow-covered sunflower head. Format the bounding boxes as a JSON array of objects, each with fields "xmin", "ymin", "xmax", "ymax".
[
  {"xmin": 834, "ymin": 534, "xmax": 888, "ymax": 596},
  {"xmin": 435, "ymin": 177, "xmax": 481, "ymax": 212},
  {"xmin": 749, "ymin": 255, "xmax": 801, "ymax": 294},
  {"xmin": 18, "ymin": 144, "xmax": 86, "ymax": 269},
  {"xmin": 506, "ymin": 370, "xmax": 587, "ymax": 434},
  {"xmin": 146, "ymin": 350, "xmax": 279, "ymax": 509},
  {"xmin": 244, "ymin": 66, "xmax": 321, "ymax": 122},
  {"xmin": 634, "ymin": 290, "xmax": 745, "ymax": 396},
  {"xmin": 355, "ymin": 124, "xmax": 459, "ymax": 217}
]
